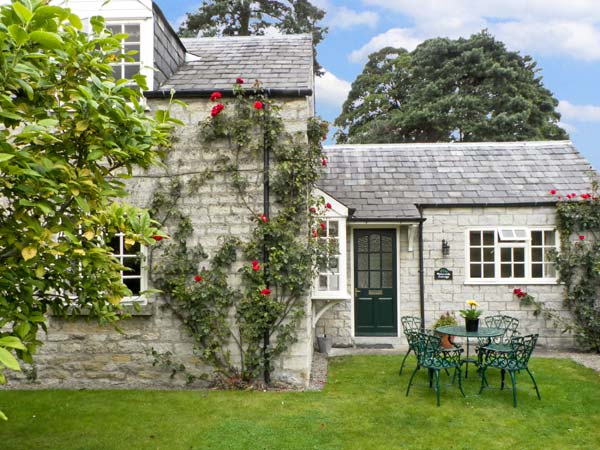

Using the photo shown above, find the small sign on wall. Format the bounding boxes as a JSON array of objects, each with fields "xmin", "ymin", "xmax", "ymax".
[{"xmin": 434, "ymin": 268, "xmax": 453, "ymax": 280}]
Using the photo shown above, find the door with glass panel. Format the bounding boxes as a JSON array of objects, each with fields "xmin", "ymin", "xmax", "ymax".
[{"xmin": 354, "ymin": 229, "xmax": 397, "ymax": 336}]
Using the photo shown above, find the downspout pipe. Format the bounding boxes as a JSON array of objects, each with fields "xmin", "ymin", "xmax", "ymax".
[
  {"xmin": 418, "ymin": 206, "xmax": 426, "ymax": 331},
  {"xmin": 262, "ymin": 103, "xmax": 271, "ymax": 385}
]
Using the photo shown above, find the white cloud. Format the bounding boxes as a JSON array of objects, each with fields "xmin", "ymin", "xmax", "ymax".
[
  {"xmin": 558, "ymin": 122, "xmax": 577, "ymax": 134},
  {"xmin": 315, "ymin": 70, "xmax": 351, "ymax": 109},
  {"xmin": 329, "ymin": 6, "xmax": 379, "ymax": 29},
  {"xmin": 356, "ymin": 0, "xmax": 600, "ymax": 61},
  {"xmin": 558, "ymin": 100, "xmax": 600, "ymax": 123},
  {"xmin": 349, "ymin": 28, "xmax": 423, "ymax": 63}
]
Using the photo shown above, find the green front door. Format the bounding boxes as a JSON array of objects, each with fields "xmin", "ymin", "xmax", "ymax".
[{"xmin": 354, "ymin": 229, "xmax": 397, "ymax": 336}]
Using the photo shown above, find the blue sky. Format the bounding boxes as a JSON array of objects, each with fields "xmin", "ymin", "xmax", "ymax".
[{"xmin": 155, "ymin": 0, "xmax": 600, "ymax": 171}]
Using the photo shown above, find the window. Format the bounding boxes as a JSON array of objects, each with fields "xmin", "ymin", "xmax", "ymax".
[
  {"xmin": 313, "ymin": 217, "xmax": 349, "ymax": 299},
  {"xmin": 106, "ymin": 23, "xmax": 141, "ymax": 80},
  {"xmin": 109, "ymin": 233, "xmax": 147, "ymax": 301},
  {"xmin": 466, "ymin": 228, "xmax": 558, "ymax": 283}
]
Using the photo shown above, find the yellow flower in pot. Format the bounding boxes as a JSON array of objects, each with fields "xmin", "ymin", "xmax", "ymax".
[{"xmin": 459, "ymin": 300, "xmax": 483, "ymax": 331}]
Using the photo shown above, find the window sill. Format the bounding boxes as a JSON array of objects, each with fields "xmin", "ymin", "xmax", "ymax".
[
  {"xmin": 50, "ymin": 301, "xmax": 154, "ymax": 317},
  {"xmin": 311, "ymin": 292, "xmax": 352, "ymax": 301}
]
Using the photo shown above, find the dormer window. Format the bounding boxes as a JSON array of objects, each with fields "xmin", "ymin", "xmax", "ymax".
[{"xmin": 106, "ymin": 23, "xmax": 141, "ymax": 80}]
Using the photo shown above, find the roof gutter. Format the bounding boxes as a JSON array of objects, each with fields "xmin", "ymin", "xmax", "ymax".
[
  {"xmin": 416, "ymin": 201, "xmax": 557, "ymax": 209},
  {"xmin": 348, "ymin": 217, "xmax": 425, "ymax": 223},
  {"xmin": 144, "ymin": 88, "xmax": 313, "ymax": 99}
]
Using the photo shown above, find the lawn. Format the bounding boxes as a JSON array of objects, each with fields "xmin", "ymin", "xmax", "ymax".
[{"xmin": 1, "ymin": 355, "xmax": 599, "ymax": 450}]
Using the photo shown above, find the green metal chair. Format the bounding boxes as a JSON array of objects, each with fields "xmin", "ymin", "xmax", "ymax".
[
  {"xmin": 406, "ymin": 331, "xmax": 465, "ymax": 406},
  {"xmin": 399, "ymin": 315, "xmax": 421, "ymax": 376},
  {"xmin": 476, "ymin": 315, "xmax": 520, "ymax": 365},
  {"xmin": 478, "ymin": 334, "xmax": 541, "ymax": 407}
]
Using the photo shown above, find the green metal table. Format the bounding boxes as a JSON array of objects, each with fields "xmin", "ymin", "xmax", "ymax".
[{"xmin": 435, "ymin": 326, "xmax": 504, "ymax": 378}]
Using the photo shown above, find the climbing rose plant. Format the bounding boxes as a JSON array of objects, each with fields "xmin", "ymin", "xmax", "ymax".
[{"xmin": 150, "ymin": 81, "xmax": 329, "ymax": 386}]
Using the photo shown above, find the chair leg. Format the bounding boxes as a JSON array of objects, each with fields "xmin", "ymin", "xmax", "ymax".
[
  {"xmin": 399, "ymin": 347, "xmax": 412, "ymax": 376},
  {"xmin": 526, "ymin": 368, "xmax": 541, "ymax": 400},
  {"xmin": 478, "ymin": 367, "xmax": 487, "ymax": 394},
  {"xmin": 457, "ymin": 367, "xmax": 466, "ymax": 397},
  {"xmin": 428, "ymin": 368, "xmax": 433, "ymax": 388},
  {"xmin": 406, "ymin": 366, "xmax": 419, "ymax": 397},
  {"xmin": 434, "ymin": 369, "xmax": 441, "ymax": 407},
  {"xmin": 500, "ymin": 369, "xmax": 506, "ymax": 390},
  {"xmin": 509, "ymin": 370, "xmax": 518, "ymax": 408}
]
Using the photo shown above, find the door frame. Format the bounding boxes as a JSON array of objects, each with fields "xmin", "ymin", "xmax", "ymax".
[{"xmin": 350, "ymin": 225, "xmax": 402, "ymax": 338}]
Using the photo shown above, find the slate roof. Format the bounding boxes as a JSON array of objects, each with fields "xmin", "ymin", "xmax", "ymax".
[
  {"xmin": 158, "ymin": 34, "xmax": 313, "ymax": 91},
  {"xmin": 319, "ymin": 141, "xmax": 596, "ymax": 220}
]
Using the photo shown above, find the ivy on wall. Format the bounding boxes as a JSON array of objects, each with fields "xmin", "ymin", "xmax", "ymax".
[{"xmin": 150, "ymin": 81, "xmax": 329, "ymax": 386}]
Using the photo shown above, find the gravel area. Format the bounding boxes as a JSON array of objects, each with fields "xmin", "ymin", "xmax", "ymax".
[{"xmin": 307, "ymin": 347, "xmax": 600, "ymax": 391}]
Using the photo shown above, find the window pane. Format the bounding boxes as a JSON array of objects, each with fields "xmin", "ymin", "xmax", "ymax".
[
  {"xmin": 329, "ymin": 275, "xmax": 339, "ymax": 291},
  {"xmin": 124, "ymin": 43, "xmax": 140, "ymax": 62},
  {"xmin": 357, "ymin": 271, "xmax": 368, "ymax": 288},
  {"xmin": 514, "ymin": 247, "xmax": 525, "ymax": 262},
  {"xmin": 470, "ymin": 264, "xmax": 481, "ymax": 278},
  {"xmin": 483, "ymin": 264, "xmax": 495, "ymax": 278},
  {"xmin": 107, "ymin": 24, "xmax": 121, "ymax": 34},
  {"xmin": 532, "ymin": 248, "xmax": 543, "ymax": 262},
  {"xmin": 369, "ymin": 253, "xmax": 380, "ymax": 270},
  {"xmin": 470, "ymin": 231, "xmax": 481, "ymax": 246},
  {"xmin": 381, "ymin": 235, "xmax": 393, "ymax": 252},
  {"xmin": 382, "ymin": 271, "xmax": 393, "ymax": 288},
  {"xmin": 532, "ymin": 263, "xmax": 543, "ymax": 278},
  {"xmin": 483, "ymin": 248, "xmax": 494, "ymax": 262},
  {"xmin": 501, "ymin": 264, "xmax": 512, "ymax": 278},
  {"xmin": 123, "ymin": 256, "xmax": 140, "ymax": 273},
  {"xmin": 109, "ymin": 236, "xmax": 121, "ymax": 254},
  {"xmin": 531, "ymin": 231, "xmax": 542, "ymax": 246},
  {"xmin": 369, "ymin": 234, "xmax": 380, "ymax": 252},
  {"xmin": 544, "ymin": 230, "xmax": 556, "ymax": 246},
  {"xmin": 545, "ymin": 263, "xmax": 556, "ymax": 278},
  {"xmin": 330, "ymin": 238, "xmax": 339, "ymax": 254},
  {"xmin": 124, "ymin": 24, "xmax": 140, "ymax": 41},
  {"xmin": 328, "ymin": 257, "xmax": 339, "ymax": 271},
  {"xmin": 358, "ymin": 236, "xmax": 369, "ymax": 252},
  {"xmin": 544, "ymin": 249, "xmax": 555, "ymax": 262},
  {"xmin": 124, "ymin": 277, "xmax": 141, "ymax": 295},
  {"xmin": 124, "ymin": 64, "xmax": 140, "ymax": 78},
  {"xmin": 111, "ymin": 65, "xmax": 121, "ymax": 79},
  {"xmin": 328, "ymin": 220, "xmax": 338, "ymax": 237},
  {"xmin": 369, "ymin": 272, "xmax": 381, "ymax": 288},
  {"xmin": 500, "ymin": 248, "xmax": 511, "ymax": 261},
  {"xmin": 470, "ymin": 248, "xmax": 481, "ymax": 262},
  {"xmin": 382, "ymin": 252, "xmax": 393, "ymax": 270},
  {"xmin": 357, "ymin": 253, "xmax": 368, "ymax": 270},
  {"xmin": 514, "ymin": 229, "xmax": 528, "ymax": 239},
  {"xmin": 483, "ymin": 231, "xmax": 495, "ymax": 246},
  {"xmin": 319, "ymin": 275, "xmax": 328, "ymax": 290},
  {"xmin": 514, "ymin": 264, "xmax": 525, "ymax": 278}
]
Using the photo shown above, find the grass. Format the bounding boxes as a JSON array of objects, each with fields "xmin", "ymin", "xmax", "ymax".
[{"xmin": 1, "ymin": 355, "xmax": 600, "ymax": 450}]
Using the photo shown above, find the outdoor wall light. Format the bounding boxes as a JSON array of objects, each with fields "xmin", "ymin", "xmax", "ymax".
[{"xmin": 442, "ymin": 239, "xmax": 450, "ymax": 256}]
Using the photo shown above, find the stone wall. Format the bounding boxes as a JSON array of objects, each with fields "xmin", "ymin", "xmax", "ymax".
[
  {"xmin": 10, "ymin": 95, "xmax": 315, "ymax": 389},
  {"xmin": 317, "ymin": 206, "xmax": 576, "ymax": 350}
]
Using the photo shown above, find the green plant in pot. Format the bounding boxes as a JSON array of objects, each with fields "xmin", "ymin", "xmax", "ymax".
[{"xmin": 432, "ymin": 312, "xmax": 458, "ymax": 348}]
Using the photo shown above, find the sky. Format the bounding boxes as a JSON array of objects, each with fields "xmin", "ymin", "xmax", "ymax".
[{"xmin": 154, "ymin": 0, "xmax": 600, "ymax": 171}]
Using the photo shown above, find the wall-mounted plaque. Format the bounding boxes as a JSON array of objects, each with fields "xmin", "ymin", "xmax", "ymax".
[{"xmin": 434, "ymin": 268, "xmax": 453, "ymax": 280}]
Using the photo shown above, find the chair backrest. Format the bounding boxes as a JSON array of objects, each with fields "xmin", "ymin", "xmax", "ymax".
[
  {"xmin": 484, "ymin": 315, "xmax": 519, "ymax": 344},
  {"xmin": 401, "ymin": 316, "xmax": 421, "ymax": 334},
  {"xmin": 411, "ymin": 331, "xmax": 440, "ymax": 363},
  {"xmin": 510, "ymin": 334, "xmax": 538, "ymax": 367}
]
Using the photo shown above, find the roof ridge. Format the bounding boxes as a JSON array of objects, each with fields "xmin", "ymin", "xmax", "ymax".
[
  {"xmin": 325, "ymin": 140, "xmax": 573, "ymax": 150},
  {"xmin": 181, "ymin": 33, "xmax": 312, "ymax": 43}
]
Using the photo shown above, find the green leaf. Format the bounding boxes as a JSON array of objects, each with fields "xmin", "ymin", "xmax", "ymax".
[
  {"xmin": 0, "ymin": 348, "xmax": 21, "ymax": 371},
  {"xmin": 0, "ymin": 336, "xmax": 27, "ymax": 350},
  {"xmin": 8, "ymin": 24, "xmax": 28, "ymax": 45},
  {"xmin": 13, "ymin": 2, "xmax": 33, "ymax": 24},
  {"xmin": 0, "ymin": 153, "xmax": 15, "ymax": 163},
  {"xmin": 0, "ymin": 111, "xmax": 22, "ymax": 121},
  {"xmin": 29, "ymin": 30, "xmax": 64, "ymax": 49},
  {"xmin": 75, "ymin": 196, "xmax": 90, "ymax": 213},
  {"xmin": 68, "ymin": 13, "xmax": 83, "ymax": 30}
]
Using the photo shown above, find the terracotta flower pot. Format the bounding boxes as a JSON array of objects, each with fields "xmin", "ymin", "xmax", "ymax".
[{"xmin": 435, "ymin": 332, "xmax": 455, "ymax": 349}]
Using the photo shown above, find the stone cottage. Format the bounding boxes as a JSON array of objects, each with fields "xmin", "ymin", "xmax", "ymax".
[{"xmin": 7, "ymin": 0, "xmax": 598, "ymax": 390}]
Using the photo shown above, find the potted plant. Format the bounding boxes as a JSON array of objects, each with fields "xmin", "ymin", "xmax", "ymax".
[
  {"xmin": 459, "ymin": 300, "xmax": 483, "ymax": 331},
  {"xmin": 432, "ymin": 311, "xmax": 458, "ymax": 348}
]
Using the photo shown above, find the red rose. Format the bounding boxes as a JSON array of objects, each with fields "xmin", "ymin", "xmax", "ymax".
[
  {"xmin": 321, "ymin": 158, "xmax": 327, "ymax": 167},
  {"xmin": 261, "ymin": 288, "xmax": 271, "ymax": 296},
  {"xmin": 320, "ymin": 222, "xmax": 326, "ymax": 231},
  {"xmin": 152, "ymin": 235, "xmax": 163, "ymax": 242},
  {"xmin": 513, "ymin": 288, "xmax": 522, "ymax": 295},
  {"xmin": 566, "ymin": 194, "xmax": 572, "ymax": 199},
  {"xmin": 582, "ymin": 193, "xmax": 592, "ymax": 199},
  {"xmin": 550, "ymin": 189, "xmax": 557, "ymax": 195},
  {"xmin": 210, "ymin": 91, "xmax": 222, "ymax": 102},
  {"xmin": 579, "ymin": 235, "xmax": 585, "ymax": 241},
  {"xmin": 194, "ymin": 275, "xmax": 202, "ymax": 282},
  {"xmin": 309, "ymin": 207, "xmax": 316, "ymax": 214},
  {"xmin": 518, "ymin": 292, "xmax": 526, "ymax": 298},
  {"xmin": 252, "ymin": 260, "xmax": 260, "ymax": 271},
  {"xmin": 572, "ymin": 193, "xmax": 577, "ymax": 197},
  {"xmin": 211, "ymin": 103, "xmax": 225, "ymax": 117},
  {"xmin": 311, "ymin": 229, "xmax": 318, "ymax": 238},
  {"xmin": 326, "ymin": 202, "xmax": 332, "ymax": 209},
  {"xmin": 254, "ymin": 101, "xmax": 263, "ymax": 110},
  {"xmin": 236, "ymin": 77, "xmax": 244, "ymax": 84},
  {"xmin": 260, "ymin": 214, "xmax": 268, "ymax": 223}
]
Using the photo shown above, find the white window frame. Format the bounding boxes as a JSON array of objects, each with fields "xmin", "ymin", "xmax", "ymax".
[
  {"xmin": 465, "ymin": 227, "xmax": 559, "ymax": 284},
  {"xmin": 311, "ymin": 192, "xmax": 351, "ymax": 300},
  {"xmin": 110, "ymin": 233, "xmax": 148, "ymax": 304},
  {"xmin": 106, "ymin": 22, "xmax": 142, "ymax": 81}
]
